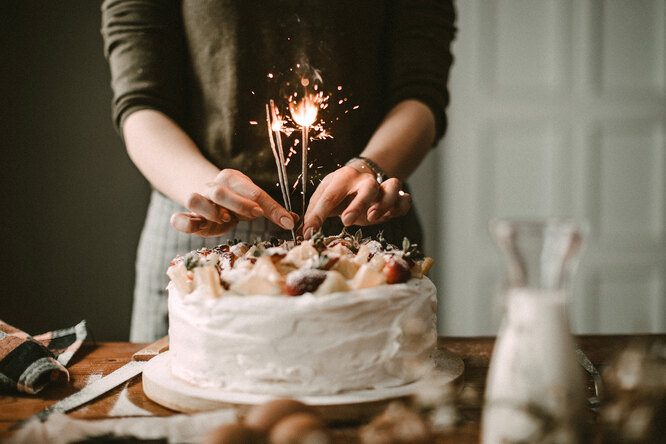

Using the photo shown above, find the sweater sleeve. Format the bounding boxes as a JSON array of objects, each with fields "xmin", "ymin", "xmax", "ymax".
[
  {"xmin": 386, "ymin": 0, "xmax": 456, "ymax": 143},
  {"xmin": 101, "ymin": 0, "xmax": 187, "ymax": 133}
]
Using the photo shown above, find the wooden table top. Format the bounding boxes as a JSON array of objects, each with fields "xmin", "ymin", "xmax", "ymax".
[{"xmin": 1, "ymin": 334, "xmax": 664, "ymax": 443}]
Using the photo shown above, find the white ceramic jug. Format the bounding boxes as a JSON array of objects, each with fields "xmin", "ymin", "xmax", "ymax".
[{"xmin": 482, "ymin": 219, "xmax": 586, "ymax": 444}]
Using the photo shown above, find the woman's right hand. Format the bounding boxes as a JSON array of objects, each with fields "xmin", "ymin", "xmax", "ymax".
[{"xmin": 170, "ymin": 169, "xmax": 296, "ymax": 237}]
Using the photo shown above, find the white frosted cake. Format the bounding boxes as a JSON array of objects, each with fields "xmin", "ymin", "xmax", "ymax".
[{"xmin": 166, "ymin": 231, "xmax": 437, "ymax": 396}]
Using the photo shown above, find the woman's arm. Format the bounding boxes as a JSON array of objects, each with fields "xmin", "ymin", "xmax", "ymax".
[
  {"xmin": 123, "ymin": 110, "xmax": 295, "ymax": 236},
  {"xmin": 358, "ymin": 99, "xmax": 435, "ymax": 180},
  {"xmin": 302, "ymin": 0, "xmax": 455, "ymax": 237},
  {"xmin": 103, "ymin": 1, "xmax": 295, "ymax": 237},
  {"xmin": 123, "ymin": 110, "xmax": 219, "ymax": 208}
]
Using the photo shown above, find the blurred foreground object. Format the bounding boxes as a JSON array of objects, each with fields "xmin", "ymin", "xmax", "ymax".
[
  {"xmin": 600, "ymin": 341, "xmax": 666, "ymax": 444},
  {"xmin": 482, "ymin": 219, "xmax": 587, "ymax": 443},
  {"xmin": 360, "ymin": 401, "xmax": 432, "ymax": 444}
]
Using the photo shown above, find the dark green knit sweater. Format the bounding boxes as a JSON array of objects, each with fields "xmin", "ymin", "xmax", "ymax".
[{"xmin": 102, "ymin": 0, "xmax": 455, "ymax": 210}]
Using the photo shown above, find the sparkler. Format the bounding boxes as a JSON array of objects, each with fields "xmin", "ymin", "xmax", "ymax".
[
  {"xmin": 289, "ymin": 87, "xmax": 321, "ymax": 223},
  {"xmin": 266, "ymin": 100, "xmax": 296, "ymax": 241},
  {"xmin": 262, "ymin": 66, "xmax": 350, "ymax": 236}
]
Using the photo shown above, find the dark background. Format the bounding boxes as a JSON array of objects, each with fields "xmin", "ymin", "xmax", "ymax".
[{"xmin": 1, "ymin": 1, "xmax": 150, "ymax": 340}]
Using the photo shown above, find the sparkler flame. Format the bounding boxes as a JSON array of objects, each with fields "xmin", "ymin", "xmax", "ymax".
[
  {"xmin": 288, "ymin": 94, "xmax": 319, "ymax": 128},
  {"xmin": 288, "ymin": 85, "xmax": 323, "ymax": 224}
]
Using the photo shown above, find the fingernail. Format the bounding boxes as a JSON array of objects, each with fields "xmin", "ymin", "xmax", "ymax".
[
  {"xmin": 343, "ymin": 211, "xmax": 358, "ymax": 226},
  {"xmin": 251, "ymin": 206, "xmax": 264, "ymax": 217},
  {"xmin": 367, "ymin": 209, "xmax": 377, "ymax": 222},
  {"xmin": 280, "ymin": 215, "xmax": 294, "ymax": 230},
  {"xmin": 221, "ymin": 213, "xmax": 231, "ymax": 223},
  {"xmin": 304, "ymin": 226, "xmax": 314, "ymax": 239}
]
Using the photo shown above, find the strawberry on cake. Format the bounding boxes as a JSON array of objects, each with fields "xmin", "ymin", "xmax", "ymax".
[{"xmin": 166, "ymin": 231, "xmax": 437, "ymax": 396}]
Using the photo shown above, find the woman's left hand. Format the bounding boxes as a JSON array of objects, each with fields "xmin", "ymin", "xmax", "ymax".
[{"xmin": 302, "ymin": 166, "xmax": 411, "ymax": 238}]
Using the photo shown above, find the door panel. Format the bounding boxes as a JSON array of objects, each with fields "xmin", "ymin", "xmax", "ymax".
[{"xmin": 434, "ymin": 0, "xmax": 666, "ymax": 335}]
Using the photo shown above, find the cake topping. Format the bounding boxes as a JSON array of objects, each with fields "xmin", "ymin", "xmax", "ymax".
[
  {"xmin": 285, "ymin": 269, "xmax": 328, "ymax": 296},
  {"xmin": 167, "ymin": 231, "xmax": 433, "ymax": 298},
  {"xmin": 384, "ymin": 256, "xmax": 411, "ymax": 284}
]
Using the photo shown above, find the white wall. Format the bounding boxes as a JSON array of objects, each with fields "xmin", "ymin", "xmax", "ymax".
[{"xmin": 411, "ymin": 0, "xmax": 666, "ymax": 336}]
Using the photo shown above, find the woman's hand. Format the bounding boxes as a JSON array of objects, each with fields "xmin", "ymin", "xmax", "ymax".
[
  {"xmin": 302, "ymin": 166, "xmax": 411, "ymax": 238},
  {"xmin": 171, "ymin": 169, "xmax": 297, "ymax": 237},
  {"xmin": 300, "ymin": 100, "xmax": 435, "ymax": 238}
]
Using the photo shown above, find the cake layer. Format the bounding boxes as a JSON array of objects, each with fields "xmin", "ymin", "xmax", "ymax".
[{"xmin": 168, "ymin": 277, "xmax": 437, "ymax": 396}]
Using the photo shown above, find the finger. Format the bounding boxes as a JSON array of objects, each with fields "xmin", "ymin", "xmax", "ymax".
[
  {"xmin": 367, "ymin": 178, "xmax": 401, "ymax": 223},
  {"xmin": 303, "ymin": 178, "xmax": 350, "ymax": 237},
  {"xmin": 373, "ymin": 210, "xmax": 393, "ymax": 225},
  {"xmin": 170, "ymin": 212, "xmax": 205, "ymax": 234},
  {"xmin": 214, "ymin": 169, "xmax": 295, "ymax": 230},
  {"xmin": 365, "ymin": 191, "xmax": 411, "ymax": 226},
  {"xmin": 341, "ymin": 177, "xmax": 380, "ymax": 226},
  {"xmin": 170, "ymin": 212, "xmax": 238, "ymax": 237},
  {"xmin": 207, "ymin": 185, "xmax": 265, "ymax": 220},
  {"xmin": 392, "ymin": 190, "xmax": 412, "ymax": 217},
  {"xmin": 198, "ymin": 217, "xmax": 239, "ymax": 237},
  {"xmin": 186, "ymin": 193, "xmax": 232, "ymax": 224},
  {"xmin": 372, "ymin": 193, "xmax": 411, "ymax": 226},
  {"xmin": 301, "ymin": 177, "xmax": 332, "ymax": 238}
]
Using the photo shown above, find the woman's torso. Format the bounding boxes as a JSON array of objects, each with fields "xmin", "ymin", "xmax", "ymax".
[{"xmin": 180, "ymin": 1, "xmax": 392, "ymax": 209}]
